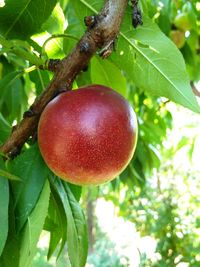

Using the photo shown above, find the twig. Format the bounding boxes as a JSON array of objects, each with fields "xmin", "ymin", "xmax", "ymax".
[
  {"xmin": 0, "ymin": 0, "xmax": 128, "ymax": 158},
  {"xmin": 191, "ymin": 81, "xmax": 200, "ymax": 98},
  {"xmin": 131, "ymin": 0, "xmax": 143, "ymax": 28}
]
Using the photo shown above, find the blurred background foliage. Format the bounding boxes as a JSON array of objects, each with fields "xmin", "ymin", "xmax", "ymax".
[{"xmin": 0, "ymin": 0, "xmax": 200, "ymax": 266}]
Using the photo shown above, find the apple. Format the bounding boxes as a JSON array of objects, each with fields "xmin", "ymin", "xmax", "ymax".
[{"xmin": 38, "ymin": 85, "xmax": 138, "ymax": 185}]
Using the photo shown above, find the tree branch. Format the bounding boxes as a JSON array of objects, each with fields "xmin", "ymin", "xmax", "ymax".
[
  {"xmin": 191, "ymin": 81, "xmax": 200, "ymax": 98},
  {"xmin": 0, "ymin": 0, "xmax": 128, "ymax": 158}
]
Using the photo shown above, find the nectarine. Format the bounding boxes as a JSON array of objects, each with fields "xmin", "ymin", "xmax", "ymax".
[{"xmin": 38, "ymin": 85, "xmax": 138, "ymax": 185}]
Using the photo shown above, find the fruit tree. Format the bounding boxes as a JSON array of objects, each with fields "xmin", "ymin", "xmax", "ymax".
[{"xmin": 0, "ymin": 0, "xmax": 199, "ymax": 267}]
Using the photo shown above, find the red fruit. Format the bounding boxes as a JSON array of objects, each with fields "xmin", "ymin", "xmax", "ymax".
[{"xmin": 38, "ymin": 85, "xmax": 138, "ymax": 185}]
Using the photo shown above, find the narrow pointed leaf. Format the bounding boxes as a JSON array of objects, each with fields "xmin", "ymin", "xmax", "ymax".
[
  {"xmin": 55, "ymin": 179, "xmax": 88, "ymax": 267},
  {"xmin": 29, "ymin": 70, "xmax": 50, "ymax": 96},
  {"xmin": 63, "ymin": 182, "xmax": 88, "ymax": 267},
  {"xmin": 0, "ymin": 169, "xmax": 21, "ymax": 181},
  {"xmin": 19, "ymin": 179, "xmax": 50, "ymax": 267},
  {"xmin": 9, "ymin": 144, "xmax": 49, "ymax": 230},
  {"xmin": 0, "ymin": 113, "xmax": 11, "ymax": 143},
  {"xmin": 45, "ymin": 184, "xmax": 67, "ymax": 260},
  {"xmin": 112, "ymin": 15, "xmax": 200, "ymax": 113},
  {"xmin": 0, "ymin": 175, "xmax": 9, "ymax": 256}
]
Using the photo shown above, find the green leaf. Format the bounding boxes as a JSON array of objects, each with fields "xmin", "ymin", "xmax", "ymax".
[
  {"xmin": 0, "ymin": 71, "xmax": 26, "ymax": 122},
  {"xmin": 112, "ymin": 15, "xmax": 200, "ymax": 113},
  {"xmin": 0, "ymin": 187, "xmax": 20, "ymax": 266},
  {"xmin": 0, "ymin": 113, "xmax": 11, "ymax": 143},
  {"xmin": 45, "ymin": 180, "xmax": 81, "ymax": 261},
  {"xmin": 72, "ymin": 0, "xmax": 101, "ymax": 16},
  {"xmin": 0, "ymin": 237, "xmax": 19, "ymax": 267},
  {"xmin": 63, "ymin": 182, "xmax": 88, "ymax": 267},
  {"xmin": 9, "ymin": 144, "xmax": 49, "ymax": 231},
  {"xmin": 67, "ymin": 182, "xmax": 82, "ymax": 202},
  {"xmin": 48, "ymin": 229, "xmax": 62, "ymax": 260},
  {"xmin": 29, "ymin": 69, "xmax": 50, "ymax": 95},
  {"xmin": 6, "ymin": 77, "xmax": 27, "ymax": 121},
  {"xmin": 63, "ymin": 2, "xmax": 84, "ymax": 56},
  {"xmin": 59, "ymin": 0, "xmax": 69, "ymax": 11},
  {"xmin": 128, "ymin": 163, "xmax": 144, "ymax": 183},
  {"xmin": 55, "ymin": 179, "xmax": 88, "ymax": 267},
  {"xmin": 155, "ymin": 2, "xmax": 171, "ymax": 35},
  {"xmin": 0, "ymin": 0, "xmax": 57, "ymax": 39},
  {"xmin": 148, "ymin": 144, "xmax": 161, "ymax": 169},
  {"xmin": 90, "ymin": 57, "xmax": 127, "ymax": 97},
  {"xmin": 19, "ymin": 179, "xmax": 50, "ymax": 267},
  {"xmin": 0, "ymin": 169, "xmax": 21, "ymax": 181},
  {"xmin": 135, "ymin": 139, "xmax": 151, "ymax": 173},
  {"xmin": 188, "ymin": 136, "xmax": 196, "ymax": 161},
  {"xmin": 0, "ymin": 173, "xmax": 9, "ymax": 256},
  {"xmin": 45, "ymin": 183, "xmax": 67, "ymax": 260},
  {"xmin": 174, "ymin": 136, "xmax": 189, "ymax": 153},
  {"xmin": 0, "ymin": 71, "xmax": 23, "ymax": 94},
  {"xmin": 42, "ymin": 3, "xmax": 65, "ymax": 34}
]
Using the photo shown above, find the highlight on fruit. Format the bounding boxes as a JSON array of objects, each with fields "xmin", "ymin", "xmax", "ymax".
[{"xmin": 38, "ymin": 84, "xmax": 138, "ymax": 186}]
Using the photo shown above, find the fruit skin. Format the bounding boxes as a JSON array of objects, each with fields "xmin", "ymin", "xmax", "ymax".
[{"xmin": 38, "ymin": 85, "xmax": 138, "ymax": 186}]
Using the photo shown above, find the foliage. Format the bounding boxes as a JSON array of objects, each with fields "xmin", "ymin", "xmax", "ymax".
[
  {"xmin": 87, "ymin": 231, "xmax": 130, "ymax": 267},
  {"xmin": 32, "ymin": 230, "xmax": 129, "ymax": 267},
  {"xmin": 133, "ymin": 166, "xmax": 200, "ymax": 266},
  {"xmin": 101, "ymin": 121, "xmax": 200, "ymax": 266},
  {"xmin": 0, "ymin": 0, "xmax": 199, "ymax": 267},
  {"xmin": 32, "ymin": 243, "xmax": 71, "ymax": 267}
]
